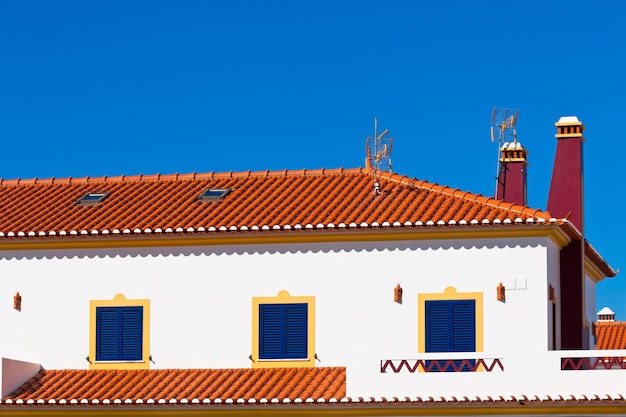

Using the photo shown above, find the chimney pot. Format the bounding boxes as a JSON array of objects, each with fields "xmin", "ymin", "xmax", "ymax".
[
  {"xmin": 496, "ymin": 141, "xmax": 528, "ymax": 205},
  {"xmin": 597, "ymin": 307, "xmax": 615, "ymax": 322}
]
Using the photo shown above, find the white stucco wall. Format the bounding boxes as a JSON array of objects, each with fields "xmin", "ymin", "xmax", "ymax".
[{"xmin": 0, "ymin": 235, "xmax": 556, "ymax": 371}]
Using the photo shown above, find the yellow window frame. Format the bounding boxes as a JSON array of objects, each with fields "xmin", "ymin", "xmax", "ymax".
[
  {"xmin": 418, "ymin": 286, "xmax": 483, "ymax": 353},
  {"xmin": 89, "ymin": 293, "xmax": 150, "ymax": 370},
  {"xmin": 251, "ymin": 290, "xmax": 315, "ymax": 368}
]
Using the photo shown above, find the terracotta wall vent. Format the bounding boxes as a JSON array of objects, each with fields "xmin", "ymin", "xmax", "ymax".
[
  {"xmin": 496, "ymin": 283, "xmax": 505, "ymax": 303},
  {"xmin": 394, "ymin": 284, "xmax": 403, "ymax": 304},
  {"xmin": 14, "ymin": 291, "xmax": 22, "ymax": 311}
]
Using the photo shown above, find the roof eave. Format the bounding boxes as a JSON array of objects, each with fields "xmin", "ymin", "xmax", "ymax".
[
  {"xmin": 1, "ymin": 400, "xmax": 625, "ymax": 416},
  {"xmin": 556, "ymin": 221, "xmax": 616, "ymax": 279},
  {"xmin": 0, "ymin": 223, "xmax": 573, "ymax": 252}
]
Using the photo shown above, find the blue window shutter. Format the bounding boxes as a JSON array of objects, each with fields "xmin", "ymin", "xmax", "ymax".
[
  {"xmin": 259, "ymin": 304, "xmax": 284, "ymax": 359},
  {"xmin": 451, "ymin": 301, "xmax": 475, "ymax": 352},
  {"xmin": 96, "ymin": 306, "xmax": 143, "ymax": 361},
  {"xmin": 259, "ymin": 303, "xmax": 307, "ymax": 360},
  {"xmin": 425, "ymin": 301, "xmax": 452, "ymax": 352},
  {"xmin": 120, "ymin": 307, "xmax": 143, "ymax": 360},
  {"xmin": 96, "ymin": 308, "xmax": 121, "ymax": 361},
  {"xmin": 284, "ymin": 304, "xmax": 307, "ymax": 358},
  {"xmin": 425, "ymin": 299, "xmax": 476, "ymax": 372},
  {"xmin": 425, "ymin": 300, "xmax": 475, "ymax": 353}
]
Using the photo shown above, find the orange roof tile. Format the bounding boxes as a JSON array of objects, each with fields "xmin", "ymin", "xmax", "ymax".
[
  {"xmin": 2, "ymin": 367, "xmax": 626, "ymax": 412},
  {"xmin": 4, "ymin": 367, "xmax": 346, "ymax": 402},
  {"xmin": 0, "ymin": 168, "xmax": 559, "ymax": 240},
  {"xmin": 596, "ymin": 322, "xmax": 626, "ymax": 350}
]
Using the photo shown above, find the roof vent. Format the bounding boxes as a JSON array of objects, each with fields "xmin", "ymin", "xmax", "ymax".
[
  {"xmin": 198, "ymin": 188, "xmax": 232, "ymax": 203},
  {"xmin": 75, "ymin": 192, "xmax": 109, "ymax": 206}
]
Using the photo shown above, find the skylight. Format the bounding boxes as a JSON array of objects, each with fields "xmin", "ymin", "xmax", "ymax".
[
  {"xmin": 198, "ymin": 188, "xmax": 231, "ymax": 203},
  {"xmin": 76, "ymin": 192, "xmax": 109, "ymax": 206}
]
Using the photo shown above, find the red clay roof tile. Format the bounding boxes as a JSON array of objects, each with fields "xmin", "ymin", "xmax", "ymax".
[
  {"xmin": 3, "ymin": 367, "xmax": 625, "ymax": 411},
  {"xmin": 0, "ymin": 168, "xmax": 560, "ymax": 240},
  {"xmin": 4, "ymin": 367, "xmax": 346, "ymax": 402},
  {"xmin": 596, "ymin": 322, "xmax": 626, "ymax": 350}
]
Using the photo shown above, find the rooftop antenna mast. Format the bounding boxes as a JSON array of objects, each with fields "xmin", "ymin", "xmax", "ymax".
[
  {"xmin": 366, "ymin": 117, "xmax": 393, "ymax": 195},
  {"xmin": 490, "ymin": 107, "xmax": 519, "ymax": 196}
]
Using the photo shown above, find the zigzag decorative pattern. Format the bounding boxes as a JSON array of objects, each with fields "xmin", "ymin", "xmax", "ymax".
[
  {"xmin": 380, "ymin": 358, "xmax": 504, "ymax": 373},
  {"xmin": 561, "ymin": 357, "xmax": 626, "ymax": 370}
]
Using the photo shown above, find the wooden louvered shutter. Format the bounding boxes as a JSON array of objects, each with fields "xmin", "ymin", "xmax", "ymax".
[
  {"xmin": 284, "ymin": 304, "xmax": 307, "ymax": 359},
  {"xmin": 425, "ymin": 301, "xmax": 452, "ymax": 352},
  {"xmin": 259, "ymin": 304, "xmax": 283, "ymax": 359},
  {"xmin": 95, "ymin": 306, "xmax": 143, "ymax": 361},
  {"xmin": 425, "ymin": 300, "xmax": 475, "ymax": 353},
  {"xmin": 96, "ymin": 307, "xmax": 121, "ymax": 361},
  {"xmin": 120, "ymin": 306, "xmax": 143, "ymax": 360},
  {"xmin": 259, "ymin": 303, "xmax": 307, "ymax": 359},
  {"xmin": 451, "ymin": 300, "xmax": 475, "ymax": 352}
]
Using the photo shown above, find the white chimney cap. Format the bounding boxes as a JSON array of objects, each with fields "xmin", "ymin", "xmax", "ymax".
[
  {"xmin": 597, "ymin": 306, "xmax": 615, "ymax": 315},
  {"xmin": 557, "ymin": 116, "xmax": 580, "ymax": 124}
]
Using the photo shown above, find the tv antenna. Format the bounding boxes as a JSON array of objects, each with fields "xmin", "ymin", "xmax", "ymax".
[
  {"xmin": 490, "ymin": 107, "xmax": 519, "ymax": 197},
  {"xmin": 490, "ymin": 107, "xmax": 518, "ymax": 145},
  {"xmin": 366, "ymin": 117, "xmax": 393, "ymax": 195}
]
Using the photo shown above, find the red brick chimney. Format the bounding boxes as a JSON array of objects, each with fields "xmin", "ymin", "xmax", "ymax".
[
  {"xmin": 547, "ymin": 116, "xmax": 585, "ymax": 232},
  {"xmin": 547, "ymin": 116, "xmax": 586, "ymax": 350},
  {"xmin": 496, "ymin": 141, "xmax": 528, "ymax": 205}
]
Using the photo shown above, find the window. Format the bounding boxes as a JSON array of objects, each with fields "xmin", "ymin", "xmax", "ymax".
[
  {"xmin": 259, "ymin": 303, "xmax": 307, "ymax": 359},
  {"xmin": 425, "ymin": 299, "xmax": 475, "ymax": 352},
  {"xmin": 418, "ymin": 287, "xmax": 483, "ymax": 351},
  {"xmin": 96, "ymin": 306, "xmax": 143, "ymax": 361},
  {"xmin": 89, "ymin": 293, "xmax": 150, "ymax": 370},
  {"xmin": 198, "ymin": 188, "xmax": 231, "ymax": 202},
  {"xmin": 76, "ymin": 192, "xmax": 109, "ymax": 206},
  {"xmin": 252, "ymin": 290, "xmax": 315, "ymax": 368}
]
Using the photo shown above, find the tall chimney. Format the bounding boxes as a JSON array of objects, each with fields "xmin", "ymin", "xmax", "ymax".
[
  {"xmin": 496, "ymin": 141, "xmax": 528, "ymax": 205},
  {"xmin": 548, "ymin": 116, "xmax": 586, "ymax": 350},
  {"xmin": 547, "ymin": 116, "xmax": 585, "ymax": 231}
]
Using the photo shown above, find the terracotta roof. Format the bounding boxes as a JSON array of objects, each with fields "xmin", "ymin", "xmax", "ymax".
[
  {"xmin": 2, "ymin": 367, "xmax": 625, "ymax": 412},
  {"xmin": 596, "ymin": 322, "xmax": 626, "ymax": 350},
  {"xmin": 0, "ymin": 168, "xmax": 559, "ymax": 240},
  {"xmin": 4, "ymin": 367, "xmax": 346, "ymax": 403}
]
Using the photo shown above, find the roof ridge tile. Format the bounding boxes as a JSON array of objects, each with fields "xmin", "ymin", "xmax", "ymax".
[
  {"xmin": 379, "ymin": 171, "xmax": 552, "ymax": 220},
  {"xmin": 0, "ymin": 167, "xmax": 366, "ymax": 187}
]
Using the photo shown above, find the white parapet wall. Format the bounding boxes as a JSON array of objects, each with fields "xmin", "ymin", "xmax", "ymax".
[
  {"xmin": 347, "ymin": 349, "xmax": 626, "ymax": 399},
  {"xmin": 1, "ymin": 358, "xmax": 42, "ymax": 397}
]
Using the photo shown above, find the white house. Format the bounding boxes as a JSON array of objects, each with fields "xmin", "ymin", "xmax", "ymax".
[{"xmin": 0, "ymin": 116, "xmax": 622, "ymax": 416}]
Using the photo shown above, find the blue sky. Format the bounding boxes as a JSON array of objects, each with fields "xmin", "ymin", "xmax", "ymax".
[{"xmin": 1, "ymin": 1, "xmax": 625, "ymax": 319}]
